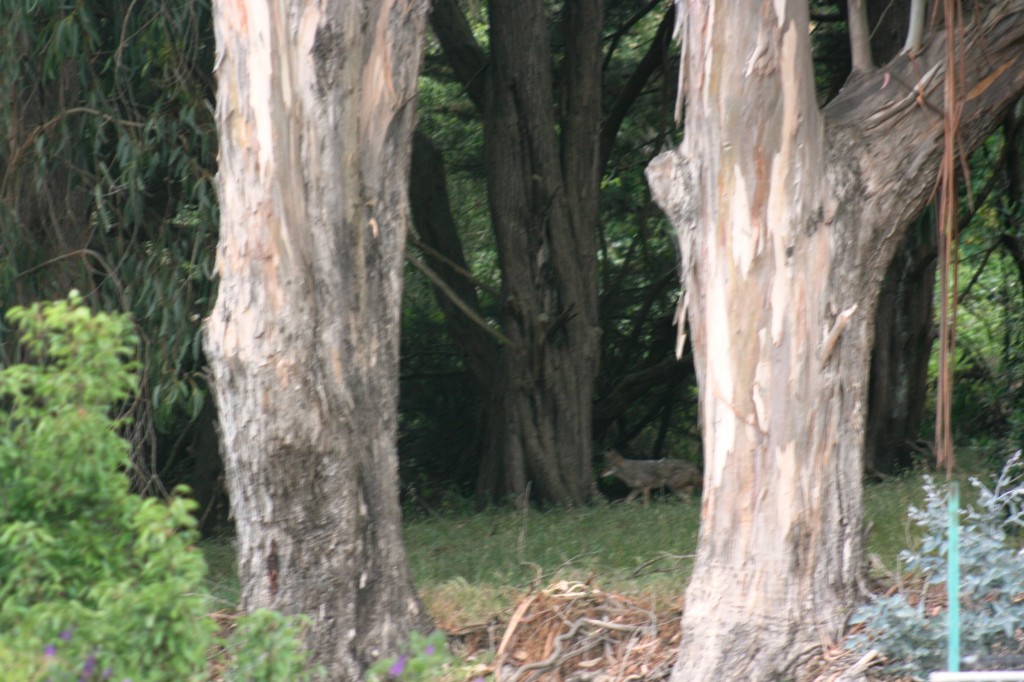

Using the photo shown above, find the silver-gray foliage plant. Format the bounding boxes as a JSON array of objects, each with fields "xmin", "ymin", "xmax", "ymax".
[{"xmin": 847, "ymin": 451, "xmax": 1024, "ymax": 679}]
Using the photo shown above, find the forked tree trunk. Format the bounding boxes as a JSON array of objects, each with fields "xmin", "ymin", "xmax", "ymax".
[
  {"xmin": 646, "ymin": 2, "xmax": 1024, "ymax": 679},
  {"xmin": 476, "ymin": 0, "xmax": 604, "ymax": 506},
  {"xmin": 204, "ymin": 1, "xmax": 430, "ymax": 677},
  {"xmin": 427, "ymin": 0, "xmax": 604, "ymax": 507}
]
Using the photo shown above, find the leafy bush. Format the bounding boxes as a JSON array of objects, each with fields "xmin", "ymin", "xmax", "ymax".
[
  {"xmin": 366, "ymin": 630, "xmax": 488, "ymax": 682},
  {"xmin": 847, "ymin": 454, "xmax": 1024, "ymax": 679},
  {"xmin": 0, "ymin": 293, "xmax": 315, "ymax": 681},
  {"xmin": 221, "ymin": 609, "xmax": 319, "ymax": 682}
]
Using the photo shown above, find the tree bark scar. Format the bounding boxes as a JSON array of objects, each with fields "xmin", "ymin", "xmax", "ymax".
[{"xmin": 267, "ymin": 538, "xmax": 280, "ymax": 596}]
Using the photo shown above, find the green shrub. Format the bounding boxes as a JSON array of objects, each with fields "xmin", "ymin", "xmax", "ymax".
[
  {"xmin": 366, "ymin": 630, "xmax": 488, "ymax": 682},
  {"xmin": 847, "ymin": 453, "xmax": 1024, "ymax": 679},
  {"xmin": 222, "ymin": 609, "xmax": 320, "ymax": 682},
  {"xmin": 0, "ymin": 292, "xmax": 316, "ymax": 681},
  {"xmin": 0, "ymin": 292, "xmax": 213, "ymax": 680}
]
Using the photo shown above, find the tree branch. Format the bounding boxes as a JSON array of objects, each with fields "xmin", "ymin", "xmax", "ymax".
[
  {"xmin": 408, "ymin": 130, "xmax": 500, "ymax": 383},
  {"xmin": 593, "ymin": 351, "xmax": 693, "ymax": 432},
  {"xmin": 406, "ymin": 253, "xmax": 510, "ymax": 346},
  {"xmin": 601, "ymin": 0, "xmax": 663, "ymax": 73},
  {"xmin": 599, "ymin": 5, "xmax": 675, "ymax": 177},
  {"xmin": 848, "ymin": 0, "xmax": 874, "ymax": 72},
  {"xmin": 827, "ymin": 5, "xmax": 1024, "ymax": 256},
  {"xmin": 429, "ymin": 0, "xmax": 488, "ymax": 112}
]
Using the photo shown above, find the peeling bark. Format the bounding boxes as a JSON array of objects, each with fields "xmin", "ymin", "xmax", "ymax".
[
  {"xmin": 647, "ymin": 1, "xmax": 1024, "ymax": 679},
  {"xmin": 204, "ymin": 1, "xmax": 430, "ymax": 677}
]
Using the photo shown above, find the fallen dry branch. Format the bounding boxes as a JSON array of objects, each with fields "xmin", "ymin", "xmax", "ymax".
[{"xmin": 464, "ymin": 580, "xmax": 681, "ymax": 681}]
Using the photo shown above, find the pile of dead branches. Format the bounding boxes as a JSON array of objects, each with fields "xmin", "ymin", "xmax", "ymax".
[{"xmin": 452, "ymin": 579, "xmax": 682, "ymax": 681}]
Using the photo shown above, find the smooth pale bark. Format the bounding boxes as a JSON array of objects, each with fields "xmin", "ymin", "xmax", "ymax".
[
  {"xmin": 205, "ymin": 0, "xmax": 429, "ymax": 677},
  {"xmin": 647, "ymin": 1, "xmax": 1024, "ymax": 679}
]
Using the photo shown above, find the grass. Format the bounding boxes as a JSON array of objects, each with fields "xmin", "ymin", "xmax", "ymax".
[
  {"xmin": 863, "ymin": 445, "xmax": 1009, "ymax": 572},
  {"xmin": 200, "ymin": 449, "xmax": 1013, "ymax": 630},
  {"xmin": 405, "ymin": 498, "xmax": 700, "ymax": 626},
  {"xmin": 200, "ymin": 531, "xmax": 241, "ymax": 609}
]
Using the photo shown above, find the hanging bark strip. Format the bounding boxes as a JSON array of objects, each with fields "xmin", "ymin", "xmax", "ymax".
[{"xmin": 935, "ymin": 0, "xmax": 965, "ymax": 476}]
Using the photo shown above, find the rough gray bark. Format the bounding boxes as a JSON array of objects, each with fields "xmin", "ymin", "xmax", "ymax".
[
  {"xmin": 647, "ymin": 2, "xmax": 1024, "ymax": 679},
  {"xmin": 479, "ymin": 0, "xmax": 603, "ymax": 505},
  {"xmin": 204, "ymin": 1, "xmax": 430, "ymax": 677}
]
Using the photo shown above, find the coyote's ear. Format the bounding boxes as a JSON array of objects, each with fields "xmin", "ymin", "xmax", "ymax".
[{"xmin": 600, "ymin": 449, "xmax": 618, "ymax": 476}]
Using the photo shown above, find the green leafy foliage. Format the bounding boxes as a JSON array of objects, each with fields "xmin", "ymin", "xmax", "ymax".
[
  {"xmin": 0, "ymin": 0, "xmax": 219, "ymax": 490},
  {"xmin": 0, "ymin": 294, "xmax": 314, "ymax": 681},
  {"xmin": 366, "ymin": 630, "xmax": 487, "ymax": 682},
  {"xmin": 0, "ymin": 292, "xmax": 212, "ymax": 680},
  {"xmin": 220, "ymin": 609, "xmax": 321, "ymax": 682},
  {"xmin": 847, "ymin": 453, "xmax": 1024, "ymax": 678}
]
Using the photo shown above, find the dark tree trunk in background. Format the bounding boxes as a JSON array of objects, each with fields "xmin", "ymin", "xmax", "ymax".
[
  {"xmin": 478, "ymin": 0, "xmax": 603, "ymax": 506},
  {"xmin": 408, "ymin": 131, "xmax": 501, "ymax": 483},
  {"xmin": 409, "ymin": 132, "xmax": 498, "ymax": 390},
  {"xmin": 205, "ymin": 1, "xmax": 430, "ymax": 677},
  {"xmin": 866, "ymin": 215, "xmax": 937, "ymax": 474},
  {"xmin": 426, "ymin": 0, "xmax": 604, "ymax": 506}
]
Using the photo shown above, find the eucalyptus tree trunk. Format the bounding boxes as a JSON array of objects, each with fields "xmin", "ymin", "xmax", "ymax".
[
  {"xmin": 204, "ymin": 1, "xmax": 430, "ymax": 677},
  {"xmin": 646, "ymin": 2, "xmax": 1024, "ymax": 679},
  {"xmin": 862, "ymin": 0, "xmax": 935, "ymax": 477}
]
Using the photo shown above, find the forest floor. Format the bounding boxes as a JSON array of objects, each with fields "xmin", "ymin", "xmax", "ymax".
[
  {"xmin": 434, "ymin": 565, "xmax": 1024, "ymax": 681},
  {"xmin": 402, "ymin": 450, "xmax": 1018, "ymax": 681},
  {"xmin": 436, "ymin": 574, "xmax": 911, "ymax": 681},
  {"xmin": 201, "ymin": 448, "xmax": 1022, "ymax": 680}
]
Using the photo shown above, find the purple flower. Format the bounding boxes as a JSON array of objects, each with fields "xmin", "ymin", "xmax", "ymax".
[
  {"xmin": 44, "ymin": 644, "xmax": 57, "ymax": 657},
  {"xmin": 79, "ymin": 653, "xmax": 97, "ymax": 680},
  {"xmin": 388, "ymin": 654, "xmax": 408, "ymax": 677},
  {"xmin": 423, "ymin": 644, "xmax": 435, "ymax": 656},
  {"xmin": 102, "ymin": 666, "xmax": 113, "ymax": 679},
  {"xmin": 60, "ymin": 628, "xmax": 75, "ymax": 642}
]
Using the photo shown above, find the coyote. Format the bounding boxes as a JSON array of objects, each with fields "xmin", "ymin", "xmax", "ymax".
[{"xmin": 601, "ymin": 449, "xmax": 701, "ymax": 506}]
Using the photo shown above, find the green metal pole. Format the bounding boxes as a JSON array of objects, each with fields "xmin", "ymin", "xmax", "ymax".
[{"xmin": 948, "ymin": 481, "xmax": 961, "ymax": 673}]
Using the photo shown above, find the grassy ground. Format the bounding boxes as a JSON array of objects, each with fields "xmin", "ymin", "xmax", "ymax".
[
  {"xmin": 201, "ymin": 530, "xmax": 242, "ymax": 608},
  {"xmin": 200, "ymin": 450, "xmax": 1009, "ymax": 629},
  {"xmin": 405, "ymin": 498, "xmax": 701, "ymax": 627}
]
